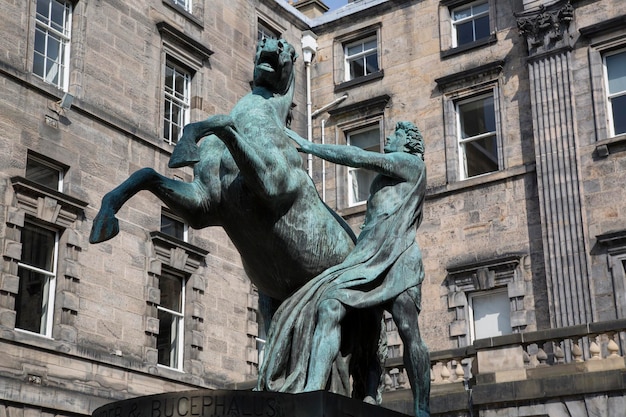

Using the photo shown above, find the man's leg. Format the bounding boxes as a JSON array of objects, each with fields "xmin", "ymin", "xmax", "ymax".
[
  {"xmin": 304, "ymin": 298, "xmax": 347, "ymax": 391},
  {"xmin": 390, "ymin": 288, "xmax": 430, "ymax": 417}
]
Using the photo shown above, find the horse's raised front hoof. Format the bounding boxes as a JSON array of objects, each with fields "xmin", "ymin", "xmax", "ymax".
[
  {"xmin": 89, "ymin": 210, "xmax": 120, "ymax": 243},
  {"xmin": 169, "ymin": 138, "xmax": 201, "ymax": 168}
]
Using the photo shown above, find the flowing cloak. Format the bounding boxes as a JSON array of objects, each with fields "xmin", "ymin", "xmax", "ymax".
[{"xmin": 257, "ymin": 160, "xmax": 427, "ymax": 396}]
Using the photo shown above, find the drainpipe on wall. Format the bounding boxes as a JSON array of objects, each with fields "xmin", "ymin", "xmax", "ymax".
[
  {"xmin": 301, "ymin": 31, "xmax": 318, "ymax": 178},
  {"xmin": 315, "ymin": 94, "xmax": 348, "ymax": 202}
]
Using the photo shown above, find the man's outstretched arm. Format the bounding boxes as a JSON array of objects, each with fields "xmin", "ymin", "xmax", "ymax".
[{"xmin": 285, "ymin": 128, "xmax": 421, "ymax": 180}]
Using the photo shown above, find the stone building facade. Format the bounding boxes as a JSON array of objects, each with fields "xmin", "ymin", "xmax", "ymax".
[{"xmin": 1, "ymin": 0, "xmax": 625, "ymax": 416}]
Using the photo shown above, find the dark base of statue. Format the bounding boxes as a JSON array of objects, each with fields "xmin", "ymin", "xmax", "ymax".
[{"xmin": 92, "ymin": 389, "xmax": 411, "ymax": 417}]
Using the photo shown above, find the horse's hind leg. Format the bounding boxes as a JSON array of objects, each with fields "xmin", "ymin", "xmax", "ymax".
[{"xmin": 89, "ymin": 167, "xmax": 206, "ymax": 243}]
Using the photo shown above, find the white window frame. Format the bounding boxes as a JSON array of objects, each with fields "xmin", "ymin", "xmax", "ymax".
[
  {"xmin": 346, "ymin": 123, "xmax": 383, "ymax": 206},
  {"xmin": 163, "ymin": 58, "xmax": 192, "ymax": 145},
  {"xmin": 16, "ymin": 221, "xmax": 59, "ymax": 338},
  {"xmin": 456, "ymin": 90, "xmax": 500, "ymax": 180},
  {"xmin": 33, "ymin": 0, "xmax": 72, "ymax": 91},
  {"xmin": 344, "ymin": 35, "xmax": 379, "ymax": 82},
  {"xmin": 603, "ymin": 48, "xmax": 626, "ymax": 137},
  {"xmin": 451, "ymin": 0, "xmax": 490, "ymax": 48},
  {"xmin": 171, "ymin": 0, "xmax": 192, "ymax": 13},
  {"xmin": 468, "ymin": 288, "xmax": 512, "ymax": 342},
  {"xmin": 157, "ymin": 271, "xmax": 186, "ymax": 371},
  {"xmin": 26, "ymin": 154, "xmax": 64, "ymax": 192}
]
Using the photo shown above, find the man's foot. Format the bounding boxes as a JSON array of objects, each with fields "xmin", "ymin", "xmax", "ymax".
[{"xmin": 363, "ymin": 396, "xmax": 376, "ymax": 405}]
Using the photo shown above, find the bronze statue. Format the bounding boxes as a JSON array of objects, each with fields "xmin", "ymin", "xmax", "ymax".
[
  {"xmin": 90, "ymin": 38, "xmax": 429, "ymax": 415},
  {"xmin": 259, "ymin": 122, "xmax": 430, "ymax": 417}
]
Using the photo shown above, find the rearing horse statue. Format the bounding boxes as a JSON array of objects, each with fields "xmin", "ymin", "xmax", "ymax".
[{"xmin": 89, "ymin": 38, "xmax": 356, "ymax": 303}]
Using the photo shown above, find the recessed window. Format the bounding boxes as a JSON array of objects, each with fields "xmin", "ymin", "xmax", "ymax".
[
  {"xmin": 346, "ymin": 124, "xmax": 381, "ymax": 206},
  {"xmin": 161, "ymin": 211, "xmax": 188, "ymax": 242},
  {"xmin": 157, "ymin": 271, "xmax": 185, "ymax": 369},
  {"xmin": 457, "ymin": 92, "xmax": 499, "ymax": 179},
  {"xmin": 15, "ymin": 222, "xmax": 58, "ymax": 337},
  {"xmin": 344, "ymin": 36, "xmax": 379, "ymax": 81},
  {"xmin": 33, "ymin": 0, "xmax": 72, "ymax": 90},
  {"xmin": 446, "ymin": 257, "xmax": 528, "ymax": 346},
  {"xmin": 468, "ymin": 289, "xmax": 512, "ymax": 341},
  {"xmin": 604, "ymin": 49, "xmax": 626, "ymax": 136},
  {"xmin": 163, "ymin": 58, "xmax": 192, "ymax": 145},
  {"xmin": 451, "ymin": 1, "xmax": 490, "ymax": 48},
  {"xmin": 257, "ymin": 21, "xmax": 279, "ymax": 42},
  {"xmin": 388, "ymin": 344, "xmax": 402, "ymax": 358},
  {"xmin": 26, "ymin": 155, "xmax": 64, "ymax": 192},
  {"xmin": 170, "ymin": 0, "xmax": 192, "ymax": 13}
]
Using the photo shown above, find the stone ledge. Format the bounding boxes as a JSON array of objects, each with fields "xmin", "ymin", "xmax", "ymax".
[{"xmin": 471, "ymin": 368, "xmax": 626, "ymax": 406}]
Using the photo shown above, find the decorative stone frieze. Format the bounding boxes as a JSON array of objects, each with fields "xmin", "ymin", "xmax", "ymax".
[{"xmin": 516, "ymin": 1, "xmax": 574, "ymax": 50}]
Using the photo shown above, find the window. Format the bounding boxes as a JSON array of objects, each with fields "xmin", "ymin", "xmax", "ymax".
[
  {"xmin": 388, "ymin": 344, "xmax": 402, "ymax": 358},
  {"xmin": 457, "ymin": 92, "xmax": 499, "ymax": 179},
  {"xmin": 15, "ymin": 222, "xmax": 58, "ymax": 337},
  {"xmin": 25, "ymin": 154, "xmax": 64, "ymax": 192},
  {"xmin": 170, "ymin": 0, "xmax": 192, "ymax": 13},
  {"xmin": 33, "ymin": 0, "xmax": 72, "ymax": 90},
  {"xmin": 451, "ymin": 1, "xmax": 490, "ymax": 47},
  {"xmin": 446, "ymin": 256, "xmax": 530, "ymax": 347},
  {"xmin": 257, "ymin": 21, "xmax": 279, "ymax": 42},
  {"xmin": 346, "ymin": 125, "xmax": 382, "ymax": 206},
  {"xmin": 148, "ymin": 225, "xmax": 208, "ymax": 372},
  {"xmin": 161, "ymin": 210, "xmax": 188, "ymax": 242},
  {"xmin": 157, "ymin": 271, "xmax": 185, "ymax": 369},
  {"xmin": 604, "ymin": 49, "xmax": 626, "ymax": 136},
  {"xmin": 468, "ymin": 289, "xmax": 512, "ymax": 341},
  {"xmin": 385, "ymin": 315, "xmax": 397, "ymax": 332},
  {"xmin": 163, "ymin": 58, "xmax": 192, "ymax": 145},
  {"xmin": 596, "ymin": 230, "xmax": 626, "ymax": 319},
  {"xmin": 344, "ymin": 36, "xmax": 379, "ymax": 81}
]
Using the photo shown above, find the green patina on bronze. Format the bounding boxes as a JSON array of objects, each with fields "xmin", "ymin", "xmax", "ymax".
[{"xmin": 89, "ymin": 39, "xmax": 429, "ymax": 416}]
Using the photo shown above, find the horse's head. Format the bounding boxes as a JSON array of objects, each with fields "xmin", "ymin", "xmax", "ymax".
[{"xmin": 253, "ymin": 38, "xmax": 297, "ymax": 96}]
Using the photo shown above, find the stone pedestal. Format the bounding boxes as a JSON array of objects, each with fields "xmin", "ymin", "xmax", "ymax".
[{"xmin": 92, "ymin": 390, "xmax": 411, "ymax": 417}]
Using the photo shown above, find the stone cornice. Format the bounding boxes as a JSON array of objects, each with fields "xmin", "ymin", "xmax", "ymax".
[
  {"xmin": 435, "ymin": 60, "xmax": 505, "ymax": 89},
  {"xmin": 328, "ymin": 93, "xmax": 390, "ymax": 117},
  {"xmin": 150, "ymin": 231, "xmax": 208, "ymax": 274},
  {"xmin": 10, "ymin": 176, "xmax": 87, "ymax": 228},
  {"xmin": 156, "ymin": 21, "xmax": 213, "ymax": 63},
  {"xmin": 579, "ymin": 14, "xmax": 626, "ymax": 39}
]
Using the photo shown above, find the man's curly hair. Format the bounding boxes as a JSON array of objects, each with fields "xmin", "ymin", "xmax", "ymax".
[{"xmin": 396, "ymin": 121, "xmax": 425, "ymax": 160}]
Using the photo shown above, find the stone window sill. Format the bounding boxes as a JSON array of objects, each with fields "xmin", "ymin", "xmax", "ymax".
[{"xmin": 335, "ymin": 70, "xmax": 384, "ymax": 92}]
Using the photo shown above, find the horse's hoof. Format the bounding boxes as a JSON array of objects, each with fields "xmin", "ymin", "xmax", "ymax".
[
  {"xmin": 89, "ymin": 211, "xmax": 120, "ymax": 243},
  {"xmin": 169, "ymin": 139, "xmax": 201, "ymax": 168}
]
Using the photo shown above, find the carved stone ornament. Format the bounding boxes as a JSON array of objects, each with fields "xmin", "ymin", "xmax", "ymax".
[{"xmin": 516, "ymin": 1, "xmax": 574, "ymax": 49}]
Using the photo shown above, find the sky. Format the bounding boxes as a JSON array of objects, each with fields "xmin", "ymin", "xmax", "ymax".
[{"xmin": 323, "ymin": 0, "xmax": 348, "ymax": 11}]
